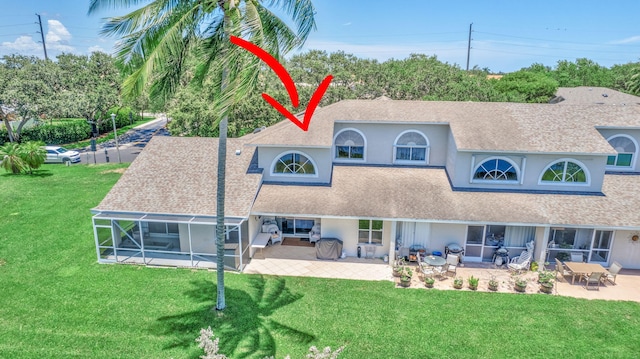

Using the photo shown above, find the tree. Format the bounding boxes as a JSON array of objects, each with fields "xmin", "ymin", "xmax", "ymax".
[
  {"xmin": 492, "ymin": 70, "xmax": 558, "ymax": 103},
  {"xmin": 0, "ymin": 142, "xmax": 24, "ymax": 174},
  {"xmin": 17, "ymin": 141, "xmax": 46, "ymax": 174},
  {"xmin": 89, "ymin": 0, "xmax": 316, "ymax": 311}
]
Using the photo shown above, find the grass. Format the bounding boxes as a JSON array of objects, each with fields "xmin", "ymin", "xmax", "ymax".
[{"xmin": 1, "ymin": 164, "xmax": 640, "ymax": 358}]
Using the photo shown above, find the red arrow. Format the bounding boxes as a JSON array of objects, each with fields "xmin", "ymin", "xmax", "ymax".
[{"xmin": 230, "ymin": 35, "xmax": 333, "ymax": 132}]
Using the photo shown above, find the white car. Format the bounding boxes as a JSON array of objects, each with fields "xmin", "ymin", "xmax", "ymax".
[{"xmin": 44, "ymin": 146, "xmax": 81, "ymax": 164}]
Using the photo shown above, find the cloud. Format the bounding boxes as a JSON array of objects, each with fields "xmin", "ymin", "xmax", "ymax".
[
  {"xmin": 1, "ymin": 36, "xmax": 41, "ymax": 52},
  {"xmin": 610, "ymin": 35, "xmax": 640, "ymax": 45},
  {"xmin": 45, "ymin": 20, "xmax": 75, "ymax": 52},
  {"xmin": 342, "ymin": 22, "xmax": 352, "ymax": 26}
]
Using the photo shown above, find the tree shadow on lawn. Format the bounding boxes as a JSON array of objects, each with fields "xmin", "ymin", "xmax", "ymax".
[
  {"xmin": 151, "ymin": 275, "xmax": 314, "ymax": 358},
  {"xmin": 0, "ymin": 169, "xmax": 52, "ymax": 178}
]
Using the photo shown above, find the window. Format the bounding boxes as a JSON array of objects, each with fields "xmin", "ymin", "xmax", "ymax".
[
  {"xmin": 607, "ymin": 135, "xmax": 636, "ymax": 168},
  {"xmin": 394, "ymin": 130, "xmax": 428, "ymax": 163},
  {"xmin": 358, "ymin": 219, "xmax": 383, "ymax": 244},
  {"xmin": 473, "ymin": 158, "xmax": 518, "ymax": 181},
  {"xmin": 272, "ymin": 152, "xmax": 316, "ymax": 175},
  {"xmin": 334, "ymin": 129, "xmax": 365, "ymax": 160},
  {"xmin": 540, "ymin": 160, "xmax": 587, "ymax": 184}
]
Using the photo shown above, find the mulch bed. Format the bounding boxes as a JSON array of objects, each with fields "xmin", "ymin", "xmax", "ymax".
[{"xmin": 281, "ymin": 237, "xmax": 315, "ymax": 247}]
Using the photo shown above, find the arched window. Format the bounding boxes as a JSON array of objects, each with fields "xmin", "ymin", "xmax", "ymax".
[
  {"xmin": 607, "ymin": 135, "xmax": 637, "ymax": 168},
  {"xmin": 473, "ymin": 158, "xmax": 518, "ymax": 181},
  {"xmin": 394, "ymin": 130, "xmax": 428, "ymax": 163},
  {"xmin": 334, "ymin": 129, "xmax": 365, "ymax": 160},
  {"xmin": 540, "ymin": 160, "xmax": 588, "ymax": 184},
  {"xmin": 272, "ymin": 152, "xmax": 316, "ymax": 175}
]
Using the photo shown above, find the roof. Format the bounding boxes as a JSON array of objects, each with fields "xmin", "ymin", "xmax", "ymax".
[
  {"xmin": 93, "ymin": 136, "xmax": 261, "ymax": 219},
  {"xmin": 246, "ymin": 98, "xmax": 640, "ymax": 154},
  {"xmin": 554, "ymin": 87, "xmax": 640, "ymax": 106},
  {"xmin": 251, "ymin": 165, "xmax": 640, "ymax": 229}
]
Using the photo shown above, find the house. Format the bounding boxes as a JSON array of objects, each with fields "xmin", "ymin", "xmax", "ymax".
[{"xmin": 91, "ymin": 87, "xmax": 640, "ymax": 271}]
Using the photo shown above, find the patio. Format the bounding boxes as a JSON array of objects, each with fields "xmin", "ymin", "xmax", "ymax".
[{"xmin": 244, "ymin": 244, "xmax": 640, "ymax": 302}]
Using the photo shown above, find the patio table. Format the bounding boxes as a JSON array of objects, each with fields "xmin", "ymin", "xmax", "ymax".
[
  {"xmin": 564, "ymin": 262, "xmax": 609, "ymax": 284},
  {"xmin": 423, "ymin": 255, "xmax": 446, "ymax": 267}
]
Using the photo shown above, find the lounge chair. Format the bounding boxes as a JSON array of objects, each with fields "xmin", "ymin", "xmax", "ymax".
[
  {"xmin": 604, "ymin": 261, "xmax": 622, "ymax": 284},
  {"xmin": 583, "ymin": 272, "xmax": 604, "ymax": 290},
  {"xmin": 555, "ymin": 258, "xmax": 573, "ymax": 283},
  {"xmin": 507, "ymin": 250, "xmax": 531, "ymax": 273},
  {"xmin": 433, "ymin": 263, "xmax": 449, "ymax": 279}
]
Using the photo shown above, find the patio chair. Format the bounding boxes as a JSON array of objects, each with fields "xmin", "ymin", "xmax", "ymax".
[
  {"xmin": 570, "ymin": 252, "xmax": 584, "ymax": 262},
  {"xmin": 445, "ymin": 254, "xmax": 458, "ymax": 277},
  {"xmin": 582, "ymin": 272, "xmax": 604, "ymax": 290},
  {"xmin": 507, "ymin": 250, "xmax": 531, "ymax": 273},
  {"xmin": 433, "ymin": 263, "xmax": 448, "ymax": 279},
  {"xmin": 416, "ymin": 253, "xmax": 434, "ymax": 278},
  {"xmin": 554, "ymin": 258, "xmax": 573, "ymax": 283},
  {"xmin": 308, "ymin": 224, "xmax": 321, "ymax": 244},
  {"xmin": 604, "ymin": 261, "xmax": 622, "ymax": 284}
]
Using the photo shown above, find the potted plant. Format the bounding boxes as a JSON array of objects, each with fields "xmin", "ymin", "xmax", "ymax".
[
  {"xmin": 538, "ymin": 270, "xmax": 555, "ymax": 294},
  {"xmin": 398, "ymin": 266, "xmax": 413, "ymax": 288},
  {"xmin": 488, "ymin": 276, "xmax": 499, "ymax": 291},
  {"xmin": 453, "ymin": 277, "xmax": 463, "ymax": 289},
  {"xmin": 468, "ymin": 275, "xmax": 479, "ymax": 290},
  {"xmin": 392, "ymin": 258, "xmax": 405, "ymax": 278},
  {"xmin": 514, "ymin": 277, "xmax": 527, "ymax": 292},
  {"xmin": 424, "ymin": 277, "xmax": 435, "ymax": 288}
]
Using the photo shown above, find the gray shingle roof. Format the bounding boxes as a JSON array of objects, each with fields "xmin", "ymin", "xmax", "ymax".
[
  {"xmin": 555, "ymin": 87, "xmax": 640, "ymax": 106},
  {"xmin": 93, "ymin": 136, "xmax": 261, "ymax": 219},
  {"xmin": 251, "ymin": 165, "xmax": 640, "ymax": 228},
  {"xmin": 246, "ymin": 99, "xmax": 640, "ymax": 154}
]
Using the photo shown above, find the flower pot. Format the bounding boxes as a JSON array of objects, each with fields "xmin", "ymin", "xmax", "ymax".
[
  {"xmin": 399, "ymin": 278, "xmax": 411, "ymax": 288},
  {"xmin": 540, "ymin": 283, "xmax": 554, "ymax": 294},
  {"xmin": 468, "ymin": 284, "xmax": 478, "ymax": 291},
  {"xmin": 392, "ymin": 268, "xmax": 401, "ymax": 278},
  {"xmin": 488, "ymin": 283, "xmax": 499, "ymax": 291},
  {"xmin": 425, "ymin": 279, "xmax": 435, "ymax": 288},
  {"xmin": 514, "ymin": 283, "xmax": 527, "ymax": 293}
]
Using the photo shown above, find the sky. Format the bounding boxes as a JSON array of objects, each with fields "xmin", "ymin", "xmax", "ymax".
[{"xmin": 1, "ymin": 0, "xmax": 640, "ymax": 73}]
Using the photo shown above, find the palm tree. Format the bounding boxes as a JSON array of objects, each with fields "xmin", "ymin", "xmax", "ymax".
[
  {"xmin": 18, "ymin": 141, "xmax": 46, "ymax": 174},
  {"xmin": 88, "ymin": 0, "xmax": 316, "ymax": 310},
  {"xmin": 0, "ymin": 142, "xmax": 25, "ymax": 174}
]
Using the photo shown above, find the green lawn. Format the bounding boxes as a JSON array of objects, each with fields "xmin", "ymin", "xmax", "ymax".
[{"xmin": 1, "ymin": 164, "xmax": 639, "ymax": 358}]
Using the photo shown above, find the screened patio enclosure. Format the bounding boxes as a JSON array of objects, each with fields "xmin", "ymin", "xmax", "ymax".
[{"xmin": 92, "ymin": 212, "xmax": 250, "ymax": 270}]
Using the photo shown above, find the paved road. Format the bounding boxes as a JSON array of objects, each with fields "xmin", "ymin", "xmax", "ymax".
[{"xmin": 78, "ymin": 116, "xmax": 169, "ymax": 164}]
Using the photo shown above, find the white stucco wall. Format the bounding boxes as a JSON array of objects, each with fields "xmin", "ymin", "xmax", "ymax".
[
  {"xmin": 320, "ymin": 217, "xmax": 391, "ymax": 258},
  {"xmin": 597, "ymin": 128, "xmax": 640, "ymax": 172},
  {"xmin": 610, "ymin": 230, "xmax": 640, "ymax": 269},
  {"xmin": 333, "ymin": 122, "xmax": 449, "ymax": 166},
  {"xmin": 449, "ymin": 152, "xmax": 607, "ymax": 193},
  {"xmin": 258, "ymin": 147, "xmax": 332, "ymax": 183}
]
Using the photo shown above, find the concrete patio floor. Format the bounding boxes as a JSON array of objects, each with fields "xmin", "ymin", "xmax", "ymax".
[{"xmin": 244, "ymin": 243, "xmax": 640, "ymax": 302}]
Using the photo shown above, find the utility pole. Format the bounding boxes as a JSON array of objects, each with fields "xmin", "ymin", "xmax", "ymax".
[
  {"xmin": 36, "ymin": 13, "xmax": 48, "ymax": 60},
  {"xmin": 466, "ymin": 23, "xmax": 473, "ymax": 71}
]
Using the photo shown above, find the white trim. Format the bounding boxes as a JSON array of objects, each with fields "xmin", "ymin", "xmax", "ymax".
[
  {"xmin": 538, "ymin": 158, "xmax": 591, "ymax": 186},
  {"xmin": 333, "ymin": 127, "xmax": 367, "ymax": 162},
  {"xmin": 605, "ymin": 134, "xmax": 638, "ymax": 170},
  {"xmin": 471, "ymin": 156, "xmax": 520, "ymax": 184},
  {"xmin": 270, "ymin": 150, "xmax": 319, "ymax": 178},
  {"xmin": 392, "ymin": 129, "xmax": 430, "ymax": 165}
]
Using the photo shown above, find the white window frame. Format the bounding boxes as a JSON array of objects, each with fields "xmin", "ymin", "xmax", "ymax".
[
  {"xmin": 393, "ymin": 130, "xmax": 429, "ymax": 165},
  {"xmin": 333, "ymin": 128, "xmax": 367, "ymax": 162},
  {"xmin": 538, "ymin": 158, "xmax": 590, "ymax": 186},
  {"xmin": 270, "ymin": 150, "xmax": 319, "ymax": 177},
  {"xmin": 472, "ymin": 156, "xmax": 520, "ymax": 183},
  {"xmin": 358, "ymin": 219, "xmax": 383, "ymax": 245},
  {"xmin": 606, "ymin": 134, "xmax": 638, "ymax": 170}
]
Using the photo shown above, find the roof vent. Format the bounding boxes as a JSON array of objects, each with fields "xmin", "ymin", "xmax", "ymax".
[
  {"xmin": 602, "ymin": 93, "xmax": 608, "ymax": 97},
  {"xmin": 235, "ymin": 149, "xmax": 241, "ymax": 156}
]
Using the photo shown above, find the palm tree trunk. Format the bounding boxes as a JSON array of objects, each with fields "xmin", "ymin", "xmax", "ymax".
[{"xmin": 215, "ymin": 114, "xmax": 227, "ymax": 311}]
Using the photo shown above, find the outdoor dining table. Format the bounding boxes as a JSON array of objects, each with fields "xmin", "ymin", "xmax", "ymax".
[
  {"xmin": 563, "ymin": 261, "xmax": 609, "ymax": 284},
  {"xmin": 423, "ymin": 255, "xmax": 446, "ymax": 267}
]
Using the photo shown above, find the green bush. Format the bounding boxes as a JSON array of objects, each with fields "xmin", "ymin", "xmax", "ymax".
[
  {"xmin": 21, "ymin": 121, "xmax": 92, "ymax": 145},
  {"xmin": 96, "ymin": 106, "xmax": 142, "ymax": 134}
]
